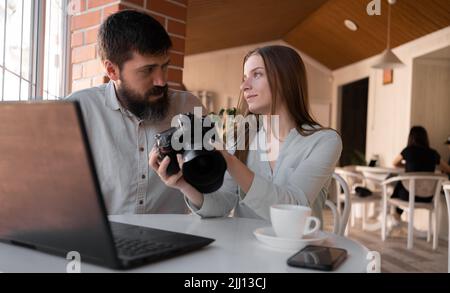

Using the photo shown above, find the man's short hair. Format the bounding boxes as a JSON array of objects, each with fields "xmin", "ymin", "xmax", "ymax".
[{"xmin": 98, "ymin": 10, "xmax": 172, "ymax": 69}]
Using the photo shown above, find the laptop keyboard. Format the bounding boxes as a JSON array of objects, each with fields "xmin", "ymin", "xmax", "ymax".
[{"xmin": 114, "ymin": 237, "xmax": 176, "ymax": 258}]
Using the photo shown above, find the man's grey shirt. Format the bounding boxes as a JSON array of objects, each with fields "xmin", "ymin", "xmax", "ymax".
[{"xmin": 66, "ymin": 81, "xmax": 203, "ymax": 215}]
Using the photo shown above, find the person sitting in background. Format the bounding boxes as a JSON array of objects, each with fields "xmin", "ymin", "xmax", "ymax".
[{"xmin": 391, "ymin": 126, "xmax": 450, "ymax": 222}]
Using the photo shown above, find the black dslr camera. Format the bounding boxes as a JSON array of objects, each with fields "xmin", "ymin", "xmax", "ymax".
[{"xmin": 155, "ymin": 113, "xmax": 227, "ymax": 193}]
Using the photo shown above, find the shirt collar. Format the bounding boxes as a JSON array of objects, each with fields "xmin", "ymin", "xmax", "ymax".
[
  {"xmin": 260, "ymin": 123, "xmax": 298, "ymax": 140},
  {"xmin": 104, "ymin": 80, "xmax": 134, "ymax": 119}
]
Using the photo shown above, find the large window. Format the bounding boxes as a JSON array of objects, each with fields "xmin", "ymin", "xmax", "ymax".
[{"xmin": 0, "ymin": 0, "xmax": 69, "ymax": 101}]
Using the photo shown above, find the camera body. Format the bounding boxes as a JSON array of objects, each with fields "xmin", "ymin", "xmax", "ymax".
[
  {"xmin": 155, "ymin": 126, "xmax": 184, "ymax": 176},
  {"xmin": 155, "ymin": 113, "xmax": 227, "ymax": 193}
]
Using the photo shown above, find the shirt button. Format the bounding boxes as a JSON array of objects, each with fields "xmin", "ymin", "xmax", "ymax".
[
  {"xmin": 142, "ymin": 174, "xmax": 146, "ymax": 179},
  {"xmin": 139, "ymin": 147, "xmax": 145, "ymax": 152}
]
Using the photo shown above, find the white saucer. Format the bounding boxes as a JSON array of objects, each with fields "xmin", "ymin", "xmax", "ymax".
[{"xmin": 253, "ymin": 226, "xmax": 328, "ymax": 251}]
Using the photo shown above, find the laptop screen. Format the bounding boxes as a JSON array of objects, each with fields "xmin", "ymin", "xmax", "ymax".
[{"xmin": 0, "ymin": 102, "xmax": 118, "ymax": 266}]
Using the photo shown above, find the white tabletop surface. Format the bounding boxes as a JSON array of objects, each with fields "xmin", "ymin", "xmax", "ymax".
[
  {"xmin": 0, "ymin": 214, "xmax": 370, "ymax": 273},
  {"xmin": 355, "ymin": 166, "xmax": 404, "ymax": 174},
  {"xmin": 355, "ymin": 166, "xmax": 404, "ymax": 183}
]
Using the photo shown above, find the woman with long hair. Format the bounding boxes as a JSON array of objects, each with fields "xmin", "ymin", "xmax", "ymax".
[
  {"xmin": 149, "ymin": 45, "xmax": 342, "ymax": 221},
  {"xmin": 391, "ymin": 126, "xmax": 450, "ymax": 221}
]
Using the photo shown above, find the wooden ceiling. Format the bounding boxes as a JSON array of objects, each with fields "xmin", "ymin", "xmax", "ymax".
[
  {"xmin": 285, "ymin": 0, "xmax": 450, "ymax": 69},
  {"xmin": 185, "ymin": 0, "xmax": 328, "ymax": 54},
  {"xmin": 186, "ymin": 0, "xmax": 450, "ymax": 70}
]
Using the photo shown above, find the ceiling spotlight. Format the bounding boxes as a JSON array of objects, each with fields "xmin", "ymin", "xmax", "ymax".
[{"xmin": 344, "ymin": 19, "xmax": 358, "ymax": 31}]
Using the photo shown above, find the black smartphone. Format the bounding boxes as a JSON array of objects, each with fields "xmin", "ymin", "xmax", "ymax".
[{"xmin": 287, "ymin": 245, "xmax": 347, "ymax": 271}]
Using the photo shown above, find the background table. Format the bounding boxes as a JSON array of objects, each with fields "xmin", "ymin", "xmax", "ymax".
[
  {"xmin": 355, "ymin": 166, "xmax": 404, "ymax": 185},
  {"xmin": 351, "ymin": 166, "xmax": 404, "ymax": 231},
  {"xmin": 0, "ymin": 214, "xmax": 370, "ymax": 273}
]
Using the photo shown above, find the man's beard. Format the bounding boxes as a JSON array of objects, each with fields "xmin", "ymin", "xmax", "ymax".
[{"xmin": 116, "ymin": 80, "xmax": 170, "ymax": 122}]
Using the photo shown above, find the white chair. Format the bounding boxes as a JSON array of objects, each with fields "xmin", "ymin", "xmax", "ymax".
[
  {"xmin": 335, "ymin": 168, "xmax": 382, "ymax": 231},
  {"xmin": 442, "ymin": 181, "xmax": 450, "ymax": 273},
  {"xmin": 381, "ymin": 172, "xmax": 448, "ymax": 250},
  {"xmin": 325, "ymin": 173, "xmax": 351, "ymax": 236}
]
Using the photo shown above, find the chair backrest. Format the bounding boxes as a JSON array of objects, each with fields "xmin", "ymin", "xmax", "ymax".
[
  {"xmin": 442, "ymin": 182, "xmax": 450, "ymax": 273},
  {"xmin": 325, "ymin": 173, "xmax": 351, "ymax": 236},
  {"xmin": 400, "ymin": 172, "xmax": 442, "ymax": 197},
  {"xmin": 444, "ymin": 182, "xmax": 450, "ymax": 194},
  {"xmin": 383, "ymin": 172, "xmax": 447, "ymax": 199},
  {"xmin": 334, "ymin": 168, "xmax": 365, "ymax": 192}
]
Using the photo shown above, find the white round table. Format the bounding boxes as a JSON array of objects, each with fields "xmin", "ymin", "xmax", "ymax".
[
  {"xmin": 0, "ymin": 214, "xmax": 371, "ymax": 273},
  {"xmin": 355, "ymin": 166, "xmax": 404, "ymax": 183}
]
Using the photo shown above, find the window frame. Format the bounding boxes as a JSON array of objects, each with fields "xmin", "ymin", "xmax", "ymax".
[
  {"xmin": 0, "ymin": 0, "xmax": 35, "ymax": 100},
  {"xmin": 1, "ymin": 0, "xmax": 70, "ymax": 101}
]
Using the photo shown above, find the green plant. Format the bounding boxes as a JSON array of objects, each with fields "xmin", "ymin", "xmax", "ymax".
[
  {"xmin": 218, "ymin": 107, "xmax": 237, "ymax": 116},
  {"xmin": 349, "ymin": 150, "xmax": 367, "ymax": 166}
]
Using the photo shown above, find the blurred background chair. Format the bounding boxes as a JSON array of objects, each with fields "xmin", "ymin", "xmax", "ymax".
[
  {"xmin": 381, "ymin": 173, "xmax": 448, "ymax": 250},
  {"xmin": 334, "ymin": 168, "xmax": 382, "ymax": 232},
  {"xmin": 325, "ymin": 172, "xmax": 351, "ymax": 236},
  {"xmin": 442, "ymin": 181, "xmax": 450, "ymax": 273}
]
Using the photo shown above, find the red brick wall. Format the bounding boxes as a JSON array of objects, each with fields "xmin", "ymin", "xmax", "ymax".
[{"xmin": 69, "ymin": 0, "xmax": 187, "ymax": 93}]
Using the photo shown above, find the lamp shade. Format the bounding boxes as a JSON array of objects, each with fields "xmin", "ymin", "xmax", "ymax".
[{"xmin": 372, "ymin": 49, "xmax": 404, "ymax": 69}]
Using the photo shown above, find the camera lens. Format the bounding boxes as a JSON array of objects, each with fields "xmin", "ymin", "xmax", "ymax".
[
  {"xmin": 182, "ymin": 150, "xmax": 227, "ymax": 193},
  {"xmin": 190, "ymin": 156, "xmax": 209, "ymax": 175}
]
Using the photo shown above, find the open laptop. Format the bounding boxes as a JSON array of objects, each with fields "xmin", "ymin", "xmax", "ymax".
[{"xmin": 0, "ymin": 101, "xmax": 214, "ymax": 270}]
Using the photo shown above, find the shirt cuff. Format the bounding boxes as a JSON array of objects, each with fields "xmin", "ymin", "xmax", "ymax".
[{"xmin": 184, "ymin": 194, "xmax": 224, "ymax": 218}]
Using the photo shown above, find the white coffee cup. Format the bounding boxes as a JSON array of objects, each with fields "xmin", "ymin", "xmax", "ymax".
[{"xmin": 270, "ymin": 204, "xmax": 321, "ymax": 239}]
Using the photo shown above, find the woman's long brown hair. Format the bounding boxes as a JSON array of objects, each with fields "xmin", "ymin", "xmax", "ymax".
[
  {"xmin": 407, "ymin": 126, "xmax": 430, "ymax": 148},
  {"xmin": 234, "ymin": 45, "xmax": 325, "ymax": 164}
]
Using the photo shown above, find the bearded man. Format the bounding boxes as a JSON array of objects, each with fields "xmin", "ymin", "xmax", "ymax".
[{"xmin": 67, "ymin": 10, "xmax": 203, "ymax": 214}]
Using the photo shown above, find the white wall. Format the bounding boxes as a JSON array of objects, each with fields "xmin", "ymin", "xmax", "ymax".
[
  {"xmin": 332, "ymin": 26, "xmax": 450, "ymax": 166},
  {"xmin": 411, "ymin": 58, "xmax": 450, "ymax": 160},
  {"xmin": 183, "ymin": 40, "xmax": 334, "ymax": 126}
]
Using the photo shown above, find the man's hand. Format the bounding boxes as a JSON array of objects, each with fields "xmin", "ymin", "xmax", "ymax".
[
  {"xmin": 148, "ymin": 147, "xmax": 205, "ymax": 208},
  {"xmin": 149, "ymin": 147, "xmax": 187, "ymax": 190}
]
